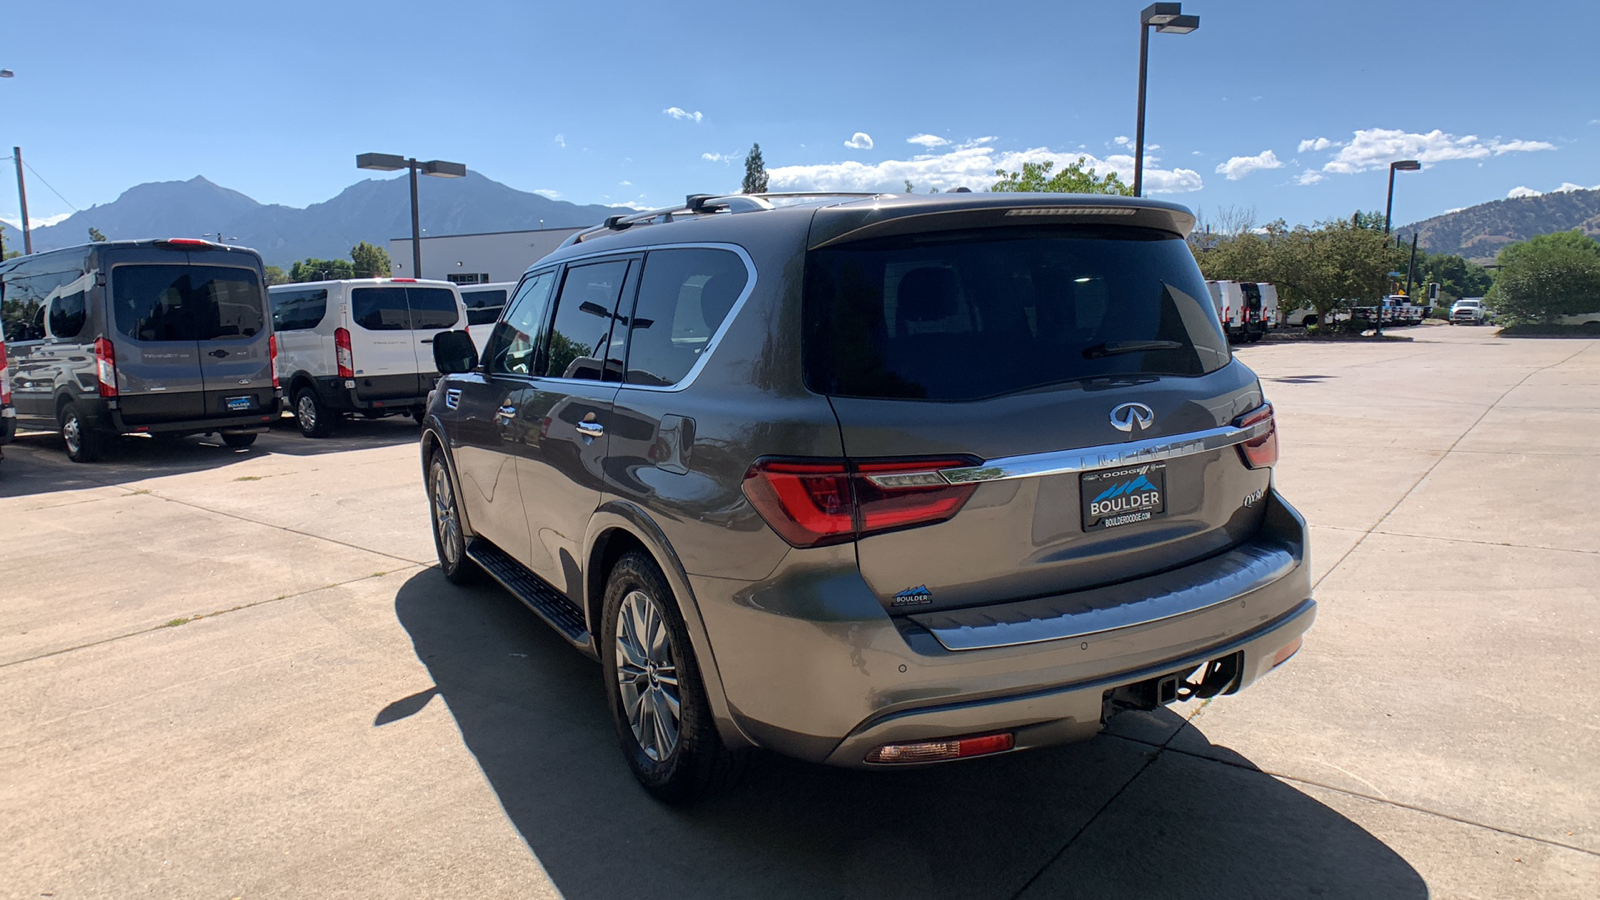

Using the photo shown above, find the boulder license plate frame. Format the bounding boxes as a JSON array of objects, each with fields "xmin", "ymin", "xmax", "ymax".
[
  {"xmin": 225, "ymin": 395, "xmax": 256, "ymax": 412},
  {"xmin": 1081, "ymin": 463, "xmax": 1168, "ymax": 531}
]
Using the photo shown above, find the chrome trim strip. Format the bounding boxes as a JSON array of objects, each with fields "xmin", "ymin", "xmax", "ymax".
[
  {"xmin": 908, "ymin": 540, "xmax": 1298, "ymax": 652},
  {"xmin": 940, "ymin": 420, "xmax": 1269, "ymax": 485}
]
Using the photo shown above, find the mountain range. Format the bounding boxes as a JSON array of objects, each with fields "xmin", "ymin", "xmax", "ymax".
[
  {"xmin": 1399, "ymin": 187, "xmax": 1600, "ymax": 263},
  {"xmin": 17, "ymin": 172, "xmax": 633, "ymax": 268}
]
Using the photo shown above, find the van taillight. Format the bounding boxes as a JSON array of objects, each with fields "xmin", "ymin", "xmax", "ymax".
[
  {"xmin": 741, "ymin": 457, "xmax": 979, "ymax": 548},
  {"xmin": 0, "ymin": 339, "xmax": 11, "ymax": 406},
  {"xmin": 334, "ymin": 327, "xmax": 354, "ymax": 379},
  {"xmin": 1235, "ymin": 403, "xmax": 1278, "ymax": 469},
  {"xmin": 93, "ymin": 337, "xmax": 118, "ymax": 398},
  {"xmin": 268, "ymin": 334, "xmax": 280, "ymax": 389}
]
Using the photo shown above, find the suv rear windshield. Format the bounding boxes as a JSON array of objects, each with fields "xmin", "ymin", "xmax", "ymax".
[
  {"xmin": 803, "ymin": 227, "xmax": 1228, "ymax": 401},
  {"xmin": 112, "ymin": 265, "xmax": 265, "ymax": 342}
]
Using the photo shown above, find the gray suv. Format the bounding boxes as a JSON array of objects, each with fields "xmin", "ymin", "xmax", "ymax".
[
  {"xmin": 420, "ymin": 192, "xmax": 1315, "ymax": 801},
  {"xmin": 0, "ymin": 239, "xmax": 280, "ymax": 461}
]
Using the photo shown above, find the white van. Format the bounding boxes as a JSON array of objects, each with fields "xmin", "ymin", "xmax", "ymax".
[
  {"xmin": 1206, "ymin": 280, "xmax": 1273, "ymax": 343},
  {"xmin": 456, "ymin": 281, "xmax": 515, "ymax": 355},
  {"xmin": 269, "ymin": 278, "xmax": 469, "ymax": 437}
]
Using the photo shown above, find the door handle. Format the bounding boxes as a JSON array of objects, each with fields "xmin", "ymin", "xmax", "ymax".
[
  {"xmin": 208, "ymin": 349, "xmax": 229, "ymax": 358},
  {"xmin": 420, "ymin": 338, "xmax": 434, "ymax": 344},
  {"xmin": 576, "ymin": 421, "xmax": 604, "ymax": 438}
]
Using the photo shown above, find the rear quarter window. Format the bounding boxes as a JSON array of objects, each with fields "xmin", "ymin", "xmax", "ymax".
[
  {"xmin": 272, "ymin": 288, "xmax": 329, "ymax": 331},
  {"xmin": 803, "ymin": 226, "xmax": 1228, "ymax": 401}
]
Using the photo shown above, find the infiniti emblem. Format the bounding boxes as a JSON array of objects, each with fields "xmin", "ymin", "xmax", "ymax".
[{"xmin": 1110, "ymin": 402, "xmax": 1155, "ymax": 433}]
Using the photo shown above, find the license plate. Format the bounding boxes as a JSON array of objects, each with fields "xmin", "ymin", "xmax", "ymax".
[
  {"xmin": 225, "ymin": 395, "xmax": 255, "ymax": 411},
  {"xmin": 1081, "ymin": 463, "xmax": 1168, "ymax": 531}
]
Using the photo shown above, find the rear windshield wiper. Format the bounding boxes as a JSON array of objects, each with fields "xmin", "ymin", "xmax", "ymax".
[{"xmin": 1082, "ymin": 340, "xmax": 1183, "ymax": 359}]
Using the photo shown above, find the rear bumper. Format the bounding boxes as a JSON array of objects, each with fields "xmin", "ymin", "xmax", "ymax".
[
  {"xmin": 314, "ymin": 375, "xmax": 431, "ymax": 413},
  {"xmin": 1, "ymin": 407, "xmax": 15, "ymax": 445},
  {"xmin": 109, "ymin": 403, "xmax": 280, "ymax": 436},
  {"xmin": 694, "ymin": 489, "xmax": 1314, "ymax": 767}
]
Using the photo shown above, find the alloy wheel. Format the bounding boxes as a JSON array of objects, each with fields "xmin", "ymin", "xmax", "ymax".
[
  {"xmin": 297, "ymin": 394, "xmax": 317, "ymax": 431},
  {"xmin": 431, "ymin": 460, "xmax": 462, "ymax": 568},
  {"xmin": 614, "ymin": 589, "xmax": 681, "ymax": 761}
]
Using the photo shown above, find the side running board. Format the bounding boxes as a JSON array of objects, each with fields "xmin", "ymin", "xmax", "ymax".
[{"xmin": 465, "ymin": 538, "xmax": 591, "ymax": 644}]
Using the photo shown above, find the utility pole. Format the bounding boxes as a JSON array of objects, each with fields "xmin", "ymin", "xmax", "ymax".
[{"xmin": 13, "ymin": 146, "xmax": 32, "ymax": 255}]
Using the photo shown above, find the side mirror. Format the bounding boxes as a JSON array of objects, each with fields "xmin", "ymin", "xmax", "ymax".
[{"xmin": 432, "ymin": 330, "xmax": 478, "ymax": 374}]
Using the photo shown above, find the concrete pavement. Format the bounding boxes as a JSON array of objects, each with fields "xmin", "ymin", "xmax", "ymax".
[{"xmin": 1, "ymin": 324, "xmax": 1596, "ymax": 899}]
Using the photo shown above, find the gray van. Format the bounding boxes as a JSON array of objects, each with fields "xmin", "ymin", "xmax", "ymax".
[{"xmin": 0, "ymin": 239, "xmax": 280, "ymax": 462}]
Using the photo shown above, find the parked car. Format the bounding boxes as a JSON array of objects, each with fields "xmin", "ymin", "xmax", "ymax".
[
  {"xmin": 0, "ymin": 320, "xmax": 14, "ymax": 461},
  {"xmin": 1450, "ymin": 297, "xmax": 1487, "ymax": 325},
  {"xmin": 1206, "ymin": 280, "xmax": 1272, "ymax": 342},
  {"xmin": 1558, "ymin": 311, "xmax": 1600, "ymax": 331},
  {"xmin": 269, "ymin": 278, "xmax": 469, "ymax": 437},
  {"xmin": 0, "ymin": 239, "xmax": 280, "ymax": 462},
  {"xmin": 419, "ymin": 192, "xmax": 1316, "ymax": 802},
  {"xmin": 457, "ymin": 282, "xmax": 515, "ymax": 356}
]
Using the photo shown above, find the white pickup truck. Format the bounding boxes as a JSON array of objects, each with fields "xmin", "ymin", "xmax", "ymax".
[{"xmin": 1450, "ymin": 297, "xmax": 1487, "ymax": 325}]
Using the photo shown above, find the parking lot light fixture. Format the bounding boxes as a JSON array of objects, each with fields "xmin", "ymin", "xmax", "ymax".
[
  {"xmin": 1384, "ymin": 159, "xmax": 1421, "ymax": 235},
  {"xmin": 1134, "ymin": 3, "xmax": 1200, "ymax": 197},
  {"xmin": 356, "ymin": 153, "xmax": 468, "ymax": 279}
]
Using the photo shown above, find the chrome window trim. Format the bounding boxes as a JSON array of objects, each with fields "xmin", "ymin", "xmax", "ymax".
[
  {"xmin": 523, "ymin": 243, "xmax": 758, "ymax": 395},
  {"xmin": 939, "ymin": 417, "xmax": 1272, "ymax": 485}
]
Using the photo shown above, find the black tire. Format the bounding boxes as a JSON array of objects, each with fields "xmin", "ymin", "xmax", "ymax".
[
  {"xmin": 1304, "ymin": 315, "xmax": 1318, "ymax": 327},
  {"xmin": 412, "ymin": 407, "xmax": 427, "ymax": 426},
  {"xmin": 221, "ymin": 432, "xmax": 257, "ymax": 449},
  {"xmin": 601, "ymin": 550, "xmax": 745, "ymax": 804},
  {"xmin": 426, "ymin": 452, "xmax": 481, "ymax": 584},
  {"xmin": 59, "ymin": 402, "xmax": 108, "ymax": 463},
  {"xmin": 294, "ymin": 387, "xmax": 336, "ymax": 438}
]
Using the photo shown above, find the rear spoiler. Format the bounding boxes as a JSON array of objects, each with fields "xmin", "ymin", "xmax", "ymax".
[{"xmin": 807, "ymin": 194, "xmax": 1197, "ymax": 249}]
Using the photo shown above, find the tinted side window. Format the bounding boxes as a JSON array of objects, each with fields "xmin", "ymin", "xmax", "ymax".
[
  {"xmin": 488, "ymin": 272, "xmax": 557, "ymax": 376},
  {"xmin": 112, "ymin": 265, "xmax": 265, "ymax": 342},
  {"xmin": 47, "ymin": 272, "xmax": 91, "ymax": 339},
  {"xmin": 1, "ymin": 263, "xmax": 84, "ymax": 342},
  {"xmin": 351, "ymin": 287, "xmax": 410, "ymax": 331},
  {"xmin": 461, "ymin": 288, "xmax": 507, "ymax": 326},
  {"xmin": 407, "ymin": 287, "xmax": 460, "ymax": 330},
  {"xmin": 542, "ymin": 260, "xmax": 629, "ymax": 380},
  {"xmin": 625, "ymin": 248, "xmax": 748, "ymax": 387},
  {"xmin": 272, "ymin": 288, "xmax": 328, "ymax": 331}
]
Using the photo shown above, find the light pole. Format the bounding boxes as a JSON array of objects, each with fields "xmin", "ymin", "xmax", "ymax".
[
  {"xmin": 356, "ymin": 153, "xmax": 467, "ymax": 279},
  {"xmin": 1134, "ymin": 3, "xmax": 1199, "ymax": 197},
  {"xmin": 3, "ymin": 69, "xmax": 32, "ymax": 256},
  {"xmin": 1376, "ymin": 160, "xmax": 1420, "ymax": 337}
]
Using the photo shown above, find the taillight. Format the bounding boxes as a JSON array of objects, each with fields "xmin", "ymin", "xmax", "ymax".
[
  {"xmin": 0, "ymin": 339, "xmax": 11, "ymax": 406},
  {"xmin": 1235, "ymin": 403, "xmax": 1278, "ymax": 469},
  {"xmin": 268, "ymin": 334, "xmax": 280, "ymax": 390},
  {"xmin": 741, "ymin": 457, "xmax": 978, "ymax": 548},
  {"xmin": 1223, "ymin": 305, "xmax": 1231, "ymax": 322},
  {"xmin": 334, "ymin": 327, "xmax": 354, "ymax": 379},
  {"xmin": 93, "ymin": 337, "xmax": 118, "ymax": 398}
]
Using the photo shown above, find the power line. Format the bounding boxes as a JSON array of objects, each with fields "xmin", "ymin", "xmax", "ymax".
[{"xmin": 21, "ymin": 159, "xmax": 80, "ymax": 212}]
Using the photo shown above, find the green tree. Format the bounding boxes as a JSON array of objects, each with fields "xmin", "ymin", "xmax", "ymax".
[
  {"xmin": 1487, "ymin": 230, "xmax": 1600, "ymax": 323},
  {"xmin": 990, "ymin": 158, "xmax": 1133, "ymax": 195},
  {"xmin": 288, "ymin": 258, "xmax": 355, "ymax": 282},
  {"xmin": 264, "ymin": 266, "xmax": 289, "ymax": 286},
  {"xmin": 88, "ymin": 226, "xmax": 107, "ymax": 242},
  {"xmin": 741, "ymin": 143, "xmax": 769, "ymax": 194},
  {"xmin": 0, "ymin": 224, "xmax": 17, "ymax": 261},
  {"xmin": 350, "ymin": 241, "xmax": 392, "ymax": 278}
]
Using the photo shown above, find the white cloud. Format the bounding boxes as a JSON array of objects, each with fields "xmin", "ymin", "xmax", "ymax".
[
  {"xmin": 1553, "ymin": 182, "xmax": 1600, "ymax": 193},
  {"xmin": 1297, "ymin": 137, "xmax": 1334, "ymax": 153},
  {"xmin": 663, "ymin": 107, "xmax": 704, "ymax": 123},
  {"xmin": 553, "ymin": 133, "xmax": 566, "ymax": 149},
  {"xmin": 768, "ymin": 142, "xmax": 1203, "ymax": 195},
  {"xmin": 1507, "ymin": 186, "xmax": 1542, "ymax": 198},
  {"xmin": 1444, "ymin": 207, "xmax": 1465, "ymax": 214},
  {"xmin": 618, "ymin": 180, "xmax": 633, "ymax": 186},
  {"xmin": 532, "ymin": 189, "xmax": 562, "ymax": 200},
  {"xmin": 1296, "ymin": 171, "xmax": 1325, "ymax": 186},
  {"xmin": 1321, "ymin": 128, "xmax": 1555, "ymax": 175},
  {"xmin": 1215, "ymin": 150, "xmax": 1284, "ymax": 181},
  {"xmin": 844, "ymin": 132, "xmax": 875, "ymax": 150},
  {"xmin": 0, "ymin": 213, "xmax": 72, "ymax": 229},
  {"xmin": 907, "ymin": 133, "xmax": 949, "ymax": 148},
  {"xmin": 701, "ymin": 152, "xmax": 730, "ymax": 163},
  {"xmin": 1112, "ymin": 136, "xmax": 1132, "ymax": 148}
]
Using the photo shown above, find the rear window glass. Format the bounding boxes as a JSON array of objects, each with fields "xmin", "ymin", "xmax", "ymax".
[
  {"xmin": 112, "ymin": 265, "xmax": 265, "ymax": 342},
  {"xmin": 461, "ymin": 288, "xmax": 507, "ymax": 326},
  {"xmin": 803, "ymin": 227, "xmax": 1228, "ymax": 401},
  {"xmin": 272, "ymin": 288, "xmax": 328, "ymax": 331},
  {"xmin": 625, "ymin": 248, "xmax": 748, "ymax": 387},
  {"xmin": 352, "ymin": 286, "xmax": 459, "ymax": 331}
]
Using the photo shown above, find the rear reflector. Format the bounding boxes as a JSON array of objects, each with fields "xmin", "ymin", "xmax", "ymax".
[
  {"xmin": 1271, "ymin": 636, "xmax": 1303, "ymax": 669},
  {"xmin": 742, "ymin": 456, "xmax": 978, "ymax": 549},
  {"xmin": 93, "ymin": 337, "xmax": 118, "ymax": 398},
  {"xmin": 866, "ymin": 732, "xmax": 1015, "ymax": 764},
  {"xmin": 1234, "ymin": 402, "xmax": 1278, "ymax": 469},
  {"xmin": 390, "ymin": 277, "xmax": 418, "ymax": 283}
]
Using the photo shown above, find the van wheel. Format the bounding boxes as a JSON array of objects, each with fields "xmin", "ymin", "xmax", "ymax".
[
  {"xmin": 412, "ymin": 407, "xmax": 427, "ymax": 426},
  {"xmin": 59, "ymin": 403, "xmax": 108, "ymax": 463},
  {"xmin": 221, "ymin": 433, "xmax": 257, "ymax": 449},
  {"xmin": 602, "ymin": 550, "xmax": 745, "ymax": 803},
  {"xmin": 427, "ymin": 452, "xmax": 480, "ymax": 584},
  {"xmin": 294, "ymin": 387, "xmax": 335, "ymax": 438}
]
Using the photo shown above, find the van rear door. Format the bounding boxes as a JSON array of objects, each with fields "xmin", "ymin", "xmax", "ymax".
[
  {"xmin": 190, "ymin": 259, "xmax": 273, "ymax": 418},
  {"xmin": 108, "ymin": 259, "xmax": 209, "ymax": 423}
]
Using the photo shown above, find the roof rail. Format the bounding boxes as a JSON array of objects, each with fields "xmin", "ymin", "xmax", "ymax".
[{"xmin": 557, "ymin": 191, "xmax": 889, "ymax": 248}]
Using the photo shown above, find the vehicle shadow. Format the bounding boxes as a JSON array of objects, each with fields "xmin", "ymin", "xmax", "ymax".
[
  {"xmin": 0, "ymin": 416, "xmax": 419, "ymax": 498},
  {"xmin": 389, "ymin": 570, "xmax": 1427, "ymax": 900}
]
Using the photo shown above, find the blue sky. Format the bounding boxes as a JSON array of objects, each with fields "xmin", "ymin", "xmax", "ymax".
[{"xmin": 2, "ymin": 0, "xmax": 1595, "ymax": 234}]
